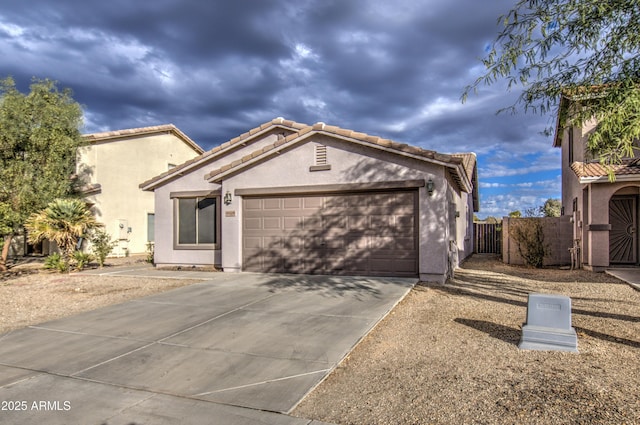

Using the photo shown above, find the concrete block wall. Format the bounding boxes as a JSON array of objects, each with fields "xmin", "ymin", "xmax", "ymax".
[{"xmin": 503, "ymin": 216, "xmax": 573, "ymax": 266}]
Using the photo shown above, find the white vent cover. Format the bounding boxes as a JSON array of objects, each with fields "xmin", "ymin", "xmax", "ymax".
[{"xmin": 315, "ymin": 144, "xmax": 327, "ymax": 166}]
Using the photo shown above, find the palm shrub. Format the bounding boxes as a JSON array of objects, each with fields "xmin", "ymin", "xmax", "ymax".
[
  {"xmin": 26, "ymin": 198, "xmax": 101, "ymax": 267},
  {"xmin": 43, "ymin": 253, "xmax": 69, "ymax": 273},
  {"xmin": 72, "ymin": 250, "xmax": 93, "ymax": 271},
  {"xmin": 89, "ymin": 229, "xmax": 117, "ymax": 268}
]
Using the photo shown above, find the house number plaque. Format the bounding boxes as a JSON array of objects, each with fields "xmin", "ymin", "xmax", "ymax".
[{"xmin": 225, "ymin": 211, "xmax": 236, "ymax": 217}]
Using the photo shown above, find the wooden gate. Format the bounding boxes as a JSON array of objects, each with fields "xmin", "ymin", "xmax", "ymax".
[{"xmin": 474, "ymin": 223, "xmax": 502, "ymax": 254}]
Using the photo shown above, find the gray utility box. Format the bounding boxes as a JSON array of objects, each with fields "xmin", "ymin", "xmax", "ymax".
[{"xmin": 518, "ymin": 293, "xmax": 578, "ymax": 353}]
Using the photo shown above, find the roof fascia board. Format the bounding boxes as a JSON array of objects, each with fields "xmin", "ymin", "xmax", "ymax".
[
  {"xmin": 141, "ymin": 123, "xmax": 295, "ymax": 190},
  {"xmin": 579, "ymin": 174, "xmax": 640, "ymax": 184},
  {"xmin": 235, "ymin": 180, "xmax": 425, "ymax": 197},
  {"xmin": 209, "ymin": 129, "xmax": 469, "ymax": 187},
  {"xmin": 85, "ymin": 126, "xmax": 204, "ymax": 154}
]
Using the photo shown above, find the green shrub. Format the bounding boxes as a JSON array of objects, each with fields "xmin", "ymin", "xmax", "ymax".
[
  {"xmin": 510, "ymin": 218, "xmax": 549, "ymax": 268},
  {"xmin": 89, "ymin": 229, "xmax": 117, "ymax": 268},
  {"xmin": 145, "ymin": 242, "xmax": 154, "ymax": 264},
  {"xmin": 72, "ymin": 251, "xmax": 93, "ymax": 271},
  {"xmin": 44, "ymin": 253, "xmax": 69, "ymax": 273}
]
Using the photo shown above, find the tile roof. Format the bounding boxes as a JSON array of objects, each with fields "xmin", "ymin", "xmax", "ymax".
[
  {"xmin": 139, "ymin": 118, "xmax": 306, "ymax": 190},
  {"xmin": 140, "ymin": 117, "xmax": 478, "ymax": 201},
  {"xmin": 83, "ymin": 124, "xmax": 204, "ymax": 154},
  {"xmin": 571, "ymin": 159, "xmax": 640, "ymax": 178},
  {"xmin": 452, "ymin": 153, "xmax": 477, "ymax": 184},
  {"xmin": 203, "ymin": 119, "xmax": 476, "ymax": 195}
]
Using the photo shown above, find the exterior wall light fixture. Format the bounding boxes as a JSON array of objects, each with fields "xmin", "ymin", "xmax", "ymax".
[
  {"xmin": 426, "ymin": 179, "xmax": 435, "ymax": 196},
  {"xmin": 223, "ymin": 191, "xmax": 232, "ymax": 205}
]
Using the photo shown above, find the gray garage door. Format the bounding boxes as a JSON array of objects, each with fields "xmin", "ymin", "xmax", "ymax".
[{"xmin": 242, "ymin": 190, "xmax": 418, "ymax": 276}]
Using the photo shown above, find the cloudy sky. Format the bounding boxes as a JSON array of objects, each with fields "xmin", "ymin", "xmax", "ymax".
[{"xmin": 0, "ymin": 0, "xmax": 561, "ymax": 218}]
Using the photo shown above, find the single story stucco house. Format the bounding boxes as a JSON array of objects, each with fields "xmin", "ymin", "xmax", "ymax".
[{"xmin": 140, "ymin": 118, "xmax": 478, "ymax": 282}]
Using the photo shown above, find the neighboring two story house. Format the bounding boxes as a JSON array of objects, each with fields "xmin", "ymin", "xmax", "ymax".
[
  {"xmin": 141, "ymin": 118, "xmax": 478, "ymax": 282},
  {"xmin": 78, "ymin": 125, "xmax": 203, "ymax": 256},
  {"xmin": 555, "ymin": 95, "xmax": 640, "ymax": 270}
]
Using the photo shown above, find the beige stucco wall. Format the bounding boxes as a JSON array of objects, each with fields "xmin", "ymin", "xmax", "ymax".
[
  {"xmin": 557, "ymin": 115, "xmax": 640, "ymax": 269},
  {"xmin": 78, "ymin": 133, "xmax": 201, "ymax": 255},
  {"xmin": 502, "ymin": 216, "xmax": 572, "ymax": 266}
]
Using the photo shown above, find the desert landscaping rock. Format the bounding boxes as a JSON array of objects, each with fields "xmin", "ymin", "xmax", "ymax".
[
  {"xmin": 0, "ymin": 257, "xmax": 199, "ymax": 335},
  {"xmin": 1, "ymin": 255, "xmax": 638, "ymax": 424},
  {"xmin": 292, "ymin": 255, "xmax": 640, "ymax": 424}
]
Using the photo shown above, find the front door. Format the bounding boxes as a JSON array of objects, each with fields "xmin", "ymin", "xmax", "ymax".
[{"xmin": 609, "ymin": 196, "xmax": 638, "ymax": 264}]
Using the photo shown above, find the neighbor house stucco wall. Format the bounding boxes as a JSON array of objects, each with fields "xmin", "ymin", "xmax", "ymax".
[{"xmin": 78, "ymin": 132, "xmax": 200, "ymax": 255}]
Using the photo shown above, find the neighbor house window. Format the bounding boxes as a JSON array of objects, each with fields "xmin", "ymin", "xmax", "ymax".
[
  {"xmin": 147, "ymin": 213, "xmax": 155, "ymax": 242},
  {"xmin": 174, "ymin": 196, "xmax": 218, "ymax": 248},
  {"xmin": 568, "ymin": 128, "xmax": 574, "ymax": 164}
]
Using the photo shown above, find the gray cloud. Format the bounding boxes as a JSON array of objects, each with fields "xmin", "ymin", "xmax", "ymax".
[{"xmin": 0, "ymin": 0, "xmax": 561, "ymax": 216}]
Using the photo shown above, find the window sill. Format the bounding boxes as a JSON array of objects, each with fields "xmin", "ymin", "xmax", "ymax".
[{"xmin": 173, "ymin": 244, "xmax": 219, "ymax": 250}]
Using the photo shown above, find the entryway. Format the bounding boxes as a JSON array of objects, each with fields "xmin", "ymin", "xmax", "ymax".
[{"xmin": 610, "ymin": 195, "xmax": 640, "ymax": 264}]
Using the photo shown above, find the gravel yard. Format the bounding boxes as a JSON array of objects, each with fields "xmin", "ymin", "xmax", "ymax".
[
  {"xmin": 1, "ymin": 254, "xmax": 638, "ymax": 424},
  {"xmin": 0, "ymin": 257, "xmax": 199, "ymax": 335},
  {"xmin": 293, "ymin": 255, "xmax": 640, "ymax": 425}
]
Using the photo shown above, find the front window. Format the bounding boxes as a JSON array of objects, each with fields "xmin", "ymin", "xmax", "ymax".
[{"xmin": 175, "ymin": 196, "xmax": 218, "ymax": 248}]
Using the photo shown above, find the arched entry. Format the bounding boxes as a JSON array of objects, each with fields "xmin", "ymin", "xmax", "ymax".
[{"xmin": 609, "ymin": 186, "xmax": 640, "ymax": 264}]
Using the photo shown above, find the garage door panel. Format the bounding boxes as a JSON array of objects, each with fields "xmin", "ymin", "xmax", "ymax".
[
  {"xmin": 283, "ymin": 197, "xmax": 302, "ymax": 209},
  {"xmin": 244, "ymin": 199, "xmax": 262, "ymax": 210},
  {"xmin": 395, "ymin": 215, "xmax": 414, "ymax": 229},
  {"xmin": 395, "ymin": 236, "xmax": 416, "ymax": 250},
  {"xmin": 303, "ymin": 216, "xmax": 323, "ymax": 230},
  {"xmin": 283, "ymin": 236, "xmax": 304, "ymax": 250},
  {"xmin": 242, "ymin": 190, "xmax": 417, "ymax": 276},
  {"xmin": 283, "ymin": 216, "xmax": 302, "ymax": 229},
  {"xmin": 263, "ymin": 198, "xmax": 281, "ymax": 209},
  {"xmin": 348, "ymin": 215, "xmax": 368, "ymax": 230},
  {"xmin": 345, "ymin": 194, "xmax": 368, "ymax": 207},
  {"xmin": 323, "ymin": 215, "xmax": 347, "ymax": 229},
  {"xmin": 345, "ymin": 235, "xmax": 368, "ymax": 250},
  {"xmin": 303, "ymin": 197, "xmax": 323, "ymax": 209},
  {"xmin": 244, "ymin": 217, "xmax": 262, "ymax": 230},
  {"xmin": 370, "ymin": 215, "xmax": 392, "ymax": 228},
  {"xmin": 263, "ymin": 217, "xmax": 282, "ymax": 230},
  {"xmin": 243, "ymin": 236, "xmax": 263, "ymax": 250}
]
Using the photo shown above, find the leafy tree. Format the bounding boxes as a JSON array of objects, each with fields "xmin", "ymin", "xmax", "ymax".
[
  {"xmin": 25, "ymin": 198, "xmax": 100, "ymax": 267},
  {"xmin": 89, "ymin": 229, "xmax": 117, "ymax": 268},
  {"xmin": 484, "ymin": 216, "xmax": 501, "ymax": 224},
  {"xmin": 463, "ymin": 0, "xmax": 640, "ymax": 166},
  {"xmin": 524, "ymin": 206, "xmax": 545, "ymax": 217},
  {"xmin": 542, "ymin": 198, "xmax": 562, "ymax": 217},
  {"xmin": 0, "ymin": 77, "xmax": 84, "ymax": 270},
  {"xmin": 508, "ymin": 210, "xmax": 522, "ymax": 218}
]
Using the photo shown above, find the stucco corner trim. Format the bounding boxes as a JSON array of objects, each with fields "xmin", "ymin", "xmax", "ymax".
[{"xmin": 234, "ymin": 179, "xmax": 425, "ymax": 197}]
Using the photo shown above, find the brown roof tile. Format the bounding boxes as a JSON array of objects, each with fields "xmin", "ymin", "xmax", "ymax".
[
  {"xmin": 204, "ymin": 118, "xmax": 477, "ymax": 197},
  {"xmin": 140, "ymin": 118, "xmax": 307, "ymax": 190},
  {"xmin": 83, "ymin": 124, "xmax": 204, "ymax": 154},
  {"xmin": 571, "ymin": 159, "xmax": 640, "ymax": 178}
]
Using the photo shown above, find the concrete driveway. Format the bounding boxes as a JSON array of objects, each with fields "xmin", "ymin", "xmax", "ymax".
[{"xmin": 0, "ymin": 272, "xmax": 415, "ymax": 424}]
